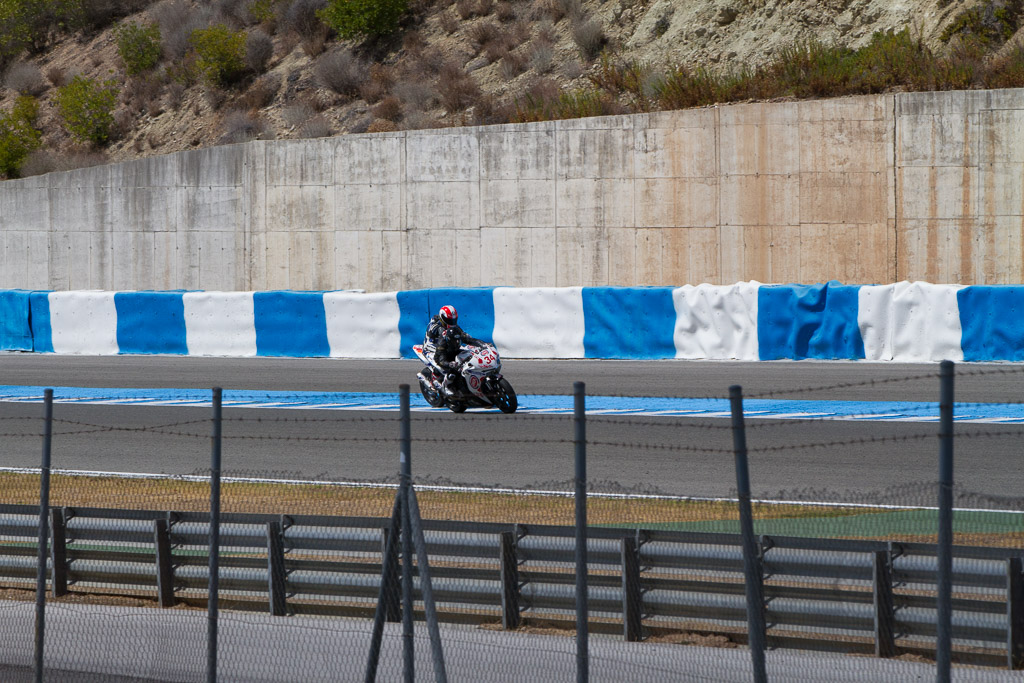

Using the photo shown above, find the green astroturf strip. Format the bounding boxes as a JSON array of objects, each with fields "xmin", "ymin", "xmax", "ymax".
[{"xmin": 603, "ymin": 510, "xmax": 1024, "ymax": 538}]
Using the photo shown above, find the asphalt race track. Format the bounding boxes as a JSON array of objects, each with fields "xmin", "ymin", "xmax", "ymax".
[{"xmin": 0, "ymin": 354, "xmax": 1022, "ymax": 503}]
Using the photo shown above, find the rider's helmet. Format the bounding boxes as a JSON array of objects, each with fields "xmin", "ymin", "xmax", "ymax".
[{"xmin": 439, "ymin": 305, "xmax": 458, "ymax": 328}]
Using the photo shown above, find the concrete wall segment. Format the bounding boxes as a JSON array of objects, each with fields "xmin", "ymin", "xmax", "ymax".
[{"xmin": 1, "ymin": 89, "xmax": 1023, "ymax": 290}]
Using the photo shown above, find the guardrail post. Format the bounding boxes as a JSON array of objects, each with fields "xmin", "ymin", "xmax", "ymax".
[
  {"xmin": 936, "ymin": 360, "xmax": 954, "ymax": 683},
  {"xmin": 872, "ymin": 550, "xmax": 895, "ymax": 658},
  {"xmin": 267, "ymin": 521, "xmax": 287, "ymax": 617},
  {"xmin": 154, "ymin": 518, "xmax": 175, "ymax": 608},
  {"xmin": 500, "ymin": 531, "xmax": 521, "ymax": 630},
  {"xmin": 49, "ymin": 508, "xmax": 67, "ymax": 597},
  {"xmin": 729, "ymin": 385, "xmax": 767, "ymax": 683},
  {"xmin": 1009, "ymin": 557, "xmax": 1024, "ymax": 670},
  {"xmin": 381, "ymin": 527, "xmax": 400, "ymax": 622},
  {"xmin": 621, "ymin": 536, "xmax": 642, "ymax": 642}
]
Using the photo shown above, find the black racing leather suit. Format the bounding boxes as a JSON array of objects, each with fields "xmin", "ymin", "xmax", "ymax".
[{"xmin": 424, "ymin": 315, "xmax": 481, "ymax": 390}]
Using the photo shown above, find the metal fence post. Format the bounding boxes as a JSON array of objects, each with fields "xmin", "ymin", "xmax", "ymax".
[
  {"xmin": 574, "ymin": 381, "xmax": 588, "ymax": 683},
  {"xmin": 500, "ymin": 531, "xmax": 521, "ymax": 630},
  {"xmin": 208, "ymin": 387, "xmax": 223, "ymax": 683},
  {"xmin": 872, "ymin": 550, "xmax": 895, "ymax": 658},
  {"xmin": 365, "ymin": 493, "xmax": 402, "ymax": 683},
  {"xmin": 399, "ymin": 385, "xmax": 414, "ymax": 683},
  {"xmin": 1008, "ymin": 557, "xmax": 1024, "ymax": 670},
  {"xmin": 729, "ymin": 385, "xmax": 767, "ymax": 683},
  {"xmin": 937, "ymin": 361, "xmax": 954, "ymax": 683},
  {"xmin": 49, "ymin": 508, "xmax": 67, "ymax": 597},
  {"xmin": 33, "ymin": 388, "xmax": 53, "ymax": 683},
  {"xmin": 381, "ymin": 527, "xmax": 401, "ymax": 622},
  {"xmin": 154, "ymin": 518, "xmax": 175, "ymax": 608},
  {"xmin": 621, "ymin": 536, "xmax": 642, "ymax": 642}
]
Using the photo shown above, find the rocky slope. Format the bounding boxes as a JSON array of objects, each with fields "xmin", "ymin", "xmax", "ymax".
[{"xmin": 0, "ymin": 0, "xmax": 1020, "ymax": 174}]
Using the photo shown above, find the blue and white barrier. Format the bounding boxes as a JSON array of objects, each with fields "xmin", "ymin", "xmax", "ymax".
[{"xmin": 0, "ymin": 282, "xmax": 1021, "ymax": 361}]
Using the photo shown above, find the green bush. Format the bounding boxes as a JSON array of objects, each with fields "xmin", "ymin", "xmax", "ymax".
[
  {"xmin": 114, "ymin": 21, "xmax": 162, "ymax": 75},
  {"xmin": 191, "ymin": 23, "xmax": 246, "ymax": 86},
  {"xmin": 54, "ymin": 75, "xmax": 118, "ymax": 145},
  {"xmin": 0, "ymin": 95, "xmax": 42, "ymax": 178},
  {"xmin": 248, "ymin": 0, "xmax": 277, "ymax": 24},
  {"xmin": 317, "ymin": 0, "xmax": 407, "ymax": 40}
]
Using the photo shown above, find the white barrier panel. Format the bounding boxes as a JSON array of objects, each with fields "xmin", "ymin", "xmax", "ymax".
[
  {"xmin": 858, "ymin": 282, "xmax": 964, "ymax": 362},
  {"xmin": 492, "ymin": 287, "xmax": 585, "ymax": 358},
  {"xmin": 324, "ymin": 291, "xmax": 402, "ymax": 358},
  {"xmin": 48, "ymin": 292, "xmax": 119, "ymax": 355},
  {"xmin": 183, "ymin": 292, "xmax": 257, "ymax": 357},
  {"xmin": 672, "ymin": 282, "xmax": 760, "ymax": 360}
]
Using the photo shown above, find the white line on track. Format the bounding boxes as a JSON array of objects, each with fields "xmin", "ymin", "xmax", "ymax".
[{"xmin": 0, "ymin": 466, "xmax": 1018, "ymax": 515}]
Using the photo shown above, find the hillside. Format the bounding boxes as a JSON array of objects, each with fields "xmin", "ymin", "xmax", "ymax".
[{"xmin": 0, "ymin": 0, "xmax": 1022, "ymax": 177}]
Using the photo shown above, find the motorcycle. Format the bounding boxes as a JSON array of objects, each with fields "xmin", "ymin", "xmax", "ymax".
[{"xmin": 413, "ymin": 338, "xmax": 518, "ymax": 414}]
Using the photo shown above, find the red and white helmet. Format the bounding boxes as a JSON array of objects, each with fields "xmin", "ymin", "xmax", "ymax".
[{"xmin": 439, "ymin": 305, "xmax": 458, "ymax": 327}]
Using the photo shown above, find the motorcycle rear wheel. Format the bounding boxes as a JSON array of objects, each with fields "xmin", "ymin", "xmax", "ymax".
[{"xmin": 492, "ymin": 378, "xmax": 518, "ymax": 414}]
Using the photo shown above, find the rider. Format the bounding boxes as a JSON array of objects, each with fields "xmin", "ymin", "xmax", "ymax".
[{"xmin": 424, "ymin": 305, "xmax": 480, "ymax": 397}]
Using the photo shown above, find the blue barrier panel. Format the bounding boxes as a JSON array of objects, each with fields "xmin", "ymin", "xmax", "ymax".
[
  {"xmin": 115, "ymin": 292, "xmax": 188, "ymax": 355},
  {"xmin": 397, "ymin": 290, "xmax": 431, "ymax": 359},
  {"xmin": 582, "ymin": 287, "xmax": 676, "ymax": 359},
  {"xmin": 0, "ymin": 290, "xmax": 34, "ymax": 351},
  {"xmin": 758, "ymin": 282, "xmax": 865, "ymax": 360},
  {"xmin": 397, "ymin": 288, "xmax": 496, "ymax": 359},
  {"xmin": 254, "ymin": 292, "xmax": 329, "ymax": 357},
  {"xmin": 958, "ymin": 286, "xmax": 1024, "ymax": 361},
  {"xmin": 28, "ymin": 292, "xmax": 52, "ymax": 353}
]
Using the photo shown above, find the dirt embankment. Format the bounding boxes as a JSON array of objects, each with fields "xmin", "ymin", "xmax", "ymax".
[{"xmin": 0, "ymin": 0, "xmax": 1019, "ymax": 174}]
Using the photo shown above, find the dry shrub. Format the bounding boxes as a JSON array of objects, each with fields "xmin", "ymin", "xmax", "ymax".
[
  {"xmin": 366, "ymin": 118, "xmax": 398, "ymax": 133},
  {"xmin": 476, "ymin": 0, "xmax": 493, "ymax": 16},
  {"xmin": 165, "ymin": 81, "xmax": 186, "ymax": 109},
  {"xmin": 316, "ymin": 48, "xmax": 366, "ymax": 96},
  {"xmin": 436, "ymin": 61, "xmax": 481, "ymax": 112},
  {"xmin": 45, "ymin": 66, "xmax": 66, "ymax": 88},
  {"xmin": 156, "ymin": 0, "xmax": 213, "ymax": 60},
  {"xmin": 495, "ymin": 0, "xmax": 515, "ymax": 22},
  {"xmin": 455, "ymin": 0, "xmax": 474, "ymax": 19},
  {"xmin": 373, "ymin": 95, "xmax": 403, "ymax": 121},
  {"xmin": 19, "ymin": 149, "xmax": 108, "ymax": 178},
  {"xmin": 439, "ymin": 10, "xmax": 459, "ymax": 33},
  {"xmin": 281, "ymin": 102, "xmax": 315, "ymax": 126},
  {"xmin": 528, "ymin": 39, "xmax": 554, "ymax": 72},
  {"xmin": 219, "ymin": 109, "xmax": 270, "ymax": 143},
  {"xmin": 403, "ymin": 30, "xmax": 426, "ymax": 54},
  {"xmin": 283, "ymin": 0, "xmax": 327, "ymax": 39},
  {"xmin": 302, "ymin": 25, "xmax": 330, "ymax": 57},
  {"xmin": 4, "ymin": 62, "xmax": 46, "ymax": 96},
  {"xmin": 123, "ymin": 76, "xmax": 164, "ymax": 115},
  {"xmin": 499, "ymin": 49, "xmax": 528, "ymax": 80},
  {"xmin": 393, "ymin": 76, "xmax": 437, "ymax": 110},
  {"xmin": 547, "ymin": 0, "xmax": 580, "ymax": 22},
  {"xmin": 572, "ymin": 15, "xmax": 605, "ymax": 61},
  {"xmin": 245, "ymin": 29, "xmax": 274, "ymax": 73},
  {"xmin": 236, "ymin": 73, "xmax": 281, "ymax": 110},
  {"xmin": 469, "ymin": 21, "xmax": 502, "ymax": 53},
  {"xmin": 203, "ymin": 86, "xmax": 228, "ymax": 110},
  {"xmin": 298, "ymin": 115, "xmax": 331, "ymax": 138},
  {"xmin": 359, "ymin": 64, "xmax": 393, "ymax": 104}
]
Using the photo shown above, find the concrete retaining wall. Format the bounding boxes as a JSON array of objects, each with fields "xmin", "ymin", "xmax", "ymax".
[
  {"xmin": 4, "ymin": 283, "xmax": 1019, "ymax": 361},
  {"xmin": 1, "ymin": 89, "xmax": 1022, "ymax": 290}
]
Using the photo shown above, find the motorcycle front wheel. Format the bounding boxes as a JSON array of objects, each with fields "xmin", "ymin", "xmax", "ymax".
[
  {"xmin": 418, "ymin": 370, "xmax": 445, "ymax": 408},
  {"xmin": 491, "ymin": 378, "xmax": 518, "ymax": 414}
]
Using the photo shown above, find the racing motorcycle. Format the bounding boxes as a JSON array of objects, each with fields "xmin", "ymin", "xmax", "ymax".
[{"xmin": 413, "ymin": 337, "xmax": 518, "ymax": 414}]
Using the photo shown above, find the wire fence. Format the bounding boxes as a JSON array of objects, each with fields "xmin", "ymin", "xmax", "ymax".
[{"xmin": 0, "ymin": 362, "xmax": 1021, "ymax": 681}]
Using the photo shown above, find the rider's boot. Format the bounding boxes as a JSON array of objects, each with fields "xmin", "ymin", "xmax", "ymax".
[{"xmin": 442, "ymin": 373, "xmax": 457, "ymax": 397}]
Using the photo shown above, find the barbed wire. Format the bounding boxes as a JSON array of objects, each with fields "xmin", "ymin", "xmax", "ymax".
[
  {"xmin": 748, "ymin": 431, "xmax": 937, "ymax": 454},
  {"xmin": 586, "ymin": 440, "xmax": 733, "ymax": 455},
  {"xmin": 742, "ymin": 371, "xmax": 941, "ymax": 400}
]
